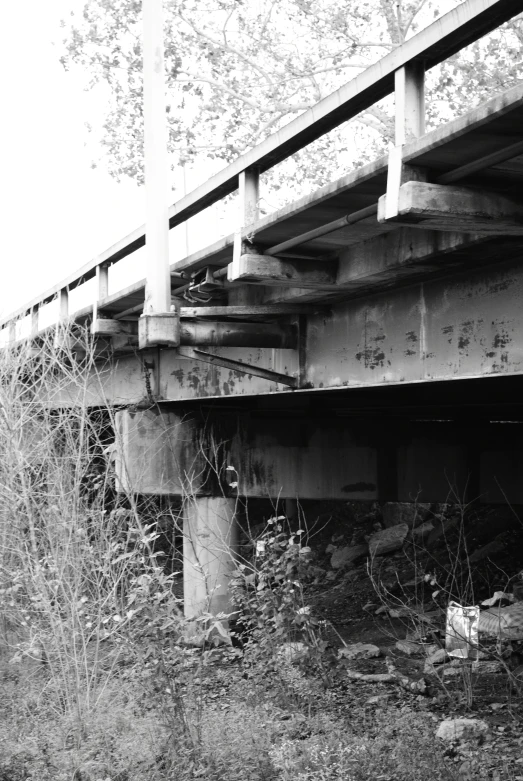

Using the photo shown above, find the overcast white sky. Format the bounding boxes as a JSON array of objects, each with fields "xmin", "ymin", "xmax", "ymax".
[{"xmin": 0, "ymin": 0, "xmax": 145, "ymax": 318}]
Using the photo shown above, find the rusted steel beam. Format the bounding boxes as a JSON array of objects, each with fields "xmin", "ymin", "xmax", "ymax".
[
  {"xmin": 264, "ymin": 205, "xmax": 379, "ymax": 257},
  {"xmin": 180, "ymin": 305, "xmax": 326, "ymax": 317},
  {"xmin": 176, "ymin": 347, "xmax": 298, "ymax": 388},
  {"xmin": 93, "ymin": 318, "xmax": 297, "ymax": 348},
  {"xmin": 180, "ymin": 321, "xmax": 297, "ymax": 349}
]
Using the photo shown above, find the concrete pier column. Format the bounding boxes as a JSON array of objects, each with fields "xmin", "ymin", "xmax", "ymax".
[{"xmin": 183, "ymin": 496, "xmax": 238, "ymax": 618}]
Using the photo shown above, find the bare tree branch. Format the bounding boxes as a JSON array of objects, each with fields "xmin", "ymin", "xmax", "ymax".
[{"xmin": 178, "ymin": 11, "xmax": 275, "ymax": 86}]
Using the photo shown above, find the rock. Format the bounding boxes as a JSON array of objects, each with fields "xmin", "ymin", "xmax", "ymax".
[
  {"xmin": 428, "ymin": 648, "xmax": 448, "ymax": 665},
  {"xmin": 406, "ymin": 627, "xmax": 432, "ymax": 642},
  {"xmin": 426, "ymin": 517, "xmax": 459, "ymax": 548},
  {"xmin": 442, "ymin": 667, "xmax": 461, "ymax": 677},
  {"xmin": 369, "ymin": 524, "xmax": 408, "ymax": 557},
  {"xmin": 388, "ymin": 607, "xmax": 411, "ymax": 619},
  {"xmin": 325, "ymin": 570, "xmax": 338, "ymax": 581},
  {"xmin": 435, "ymin": 719, "xmax": 489, "ymax": 742},
  {"xmin": 366, "ymin": 693, "xmax": 391, "ymax": 705},
  {"xmin": 382, "ymin": 502, "xmax": 431, "ymax": 529},
  {"xmin": 395, "ymin": 640, "xmax": 421, "ymax": 656},
  {"xmin": 338, "ymin": 643, "xmax": 381, "ymax": 660},
  {"xmin": 481, "ymin": 591, "xmax": 514, "ymax": 607},
  {"xmin": 424, "ymin": 649, "xmax": 451, "ymax": 674},
  {"xmin": 325, "ymin": 543, "xmax": 337, "ymax": 554},
  {"xmin": 474, "ymin": 661, "xmax": 503, "ymax": 674},
  {"xmin": 330, "ymin": 544, "xmax": 368, "ymax": 570},
  {"xmin": 411, "ymin": 521, "xmax": 435, "ymax": 543},
  {"xmin": 469, "ymin": 537, "xmax": 506, "ymax": 563}
]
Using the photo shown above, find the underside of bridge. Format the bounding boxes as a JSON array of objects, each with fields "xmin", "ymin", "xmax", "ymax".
[{"xmin": 5, "ymin": 0, "xmax": 523, "ymax": 617}]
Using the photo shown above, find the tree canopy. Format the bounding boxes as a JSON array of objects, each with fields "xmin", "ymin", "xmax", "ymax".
[{"xmin": 60, "ymin": 0, "xmax": 523, "ymax": 204}]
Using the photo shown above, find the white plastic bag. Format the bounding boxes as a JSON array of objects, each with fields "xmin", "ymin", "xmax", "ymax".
[{"xmin": 445, "ymin": 601, "xmax": 479, "ymax": 659}]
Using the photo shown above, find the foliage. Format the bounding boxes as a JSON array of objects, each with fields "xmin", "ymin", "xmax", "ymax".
[
  {"xmin": 0, "ymin": 330, "xmax": 516, "ymax": 780},
  {"xmin": 231, "ymin": 516, "xmax": 332, "ymax": 688},
  {"xmin": 59, "ymin": 0, "xmax": 523, "ymax": 203},
  {"xmin": 270, "ymin": 709, "xmax": 459, "ymax": 781}
]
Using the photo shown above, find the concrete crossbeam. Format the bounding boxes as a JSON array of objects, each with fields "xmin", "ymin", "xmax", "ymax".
[{"xmin": 378, "ymin": 182, "xmax": 523, "ymax": 233}]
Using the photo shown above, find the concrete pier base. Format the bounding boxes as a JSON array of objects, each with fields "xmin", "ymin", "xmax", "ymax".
[{"xmin": 183, "ymin": 496, "xmax": 238, "ymax": 619}]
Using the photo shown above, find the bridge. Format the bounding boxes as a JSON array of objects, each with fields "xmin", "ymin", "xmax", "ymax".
[{"xmin": 3, "ymin": 0, "xmax": 523, "ymax": 617}]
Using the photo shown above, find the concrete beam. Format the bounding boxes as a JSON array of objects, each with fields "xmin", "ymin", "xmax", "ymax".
[
  {"xmin": 336, "ymin": 227, "xmax": 488, "ymax": 288},
  {"xmin": 114, "ymin": 409, "xmax": 206, "ymax": 495},
  {"xmin": 230, "ymin": 418, "xmax": 377, "ymax": 500},
  {"xmin": 261, "ymin": 227, "xmax": 490, "ymax": 303},
  {"xmin": 378, "ymin": 182, "xmax": 523, "ymax": 234},
  {"xmin": 228, "ymin": 254, "xmax": 338, "ymax": 288}
]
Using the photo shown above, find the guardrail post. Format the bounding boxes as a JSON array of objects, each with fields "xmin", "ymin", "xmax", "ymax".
[
  {"xmin": 395, "ymin": 61, "xmax": 425, "ymax": 145},
  {"xmin": 231, "ymin": 168, "xmax": 261, "ymax": 284},
  {"xmin": 92, "ymin": 263, "xmax": 110, "ymax": 334},
  {"xmin": 54, "ymin": 288, "xmax": 70, "ymax": 350},
  {"xmin": 139, "ymin": 0, "xmax": 179, "ymax": 349},
  {"xmin": 240, "ymin": 168, "xmax": 260, "ymax": 227},
  {"xmin": 58, "ymin": 288, "xmax": 69, "ymax": 323},
  {"xmin": 30, "ymin": 307, "xmax": 39, "ymax": 340},
  {"xmin": 380, "ymin": 61, "xmax": 427, "ymax": 223},
  {"xmin": 96, "ymin": 263, "xmax": 109, "ymax": 302}
]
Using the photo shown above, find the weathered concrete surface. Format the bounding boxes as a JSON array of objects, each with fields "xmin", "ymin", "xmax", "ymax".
[
  {"xmin": 114, "ymin": 409, "xmax": 523, "ymax": 505},
  {"xmin": 114, "ymin": 409, "xmax": 378, "ymax": 499},
  {"xmin": 183, "ymin": 497, "xmax": 238, "ymax": 618},
  {"xmin": 114, "ymin": 408, "xmax": 206, "ymax": 495},
  {"xmin": 230, "ymin": 418, "xmax": 377, "ymax": 500}
]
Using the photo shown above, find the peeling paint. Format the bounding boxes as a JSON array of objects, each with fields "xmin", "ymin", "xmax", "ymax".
[{"xmin": 419, "ymin": 284, "xmax": 427, "ymax": 359}]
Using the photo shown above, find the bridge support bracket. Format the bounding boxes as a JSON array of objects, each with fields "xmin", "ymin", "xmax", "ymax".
[
  {"xmin": 177, "ymin": 346, "xmax": 298, "ymax": 388},
  {"xmin": 139, "ymin": 311, "xmax": 180, "ymax": 349}
]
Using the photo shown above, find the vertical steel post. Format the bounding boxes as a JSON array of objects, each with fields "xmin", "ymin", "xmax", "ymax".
[
  {"xmin": 143, "ymin": 0, "xmax": 170, "ymax": 314},
  {"xmin": 92, "ymin": 263, "xmax": 110, "ymax": 333},
  {"xmin": 139, "ymin": 0, "xmax": 179, "ymax": 348}
]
